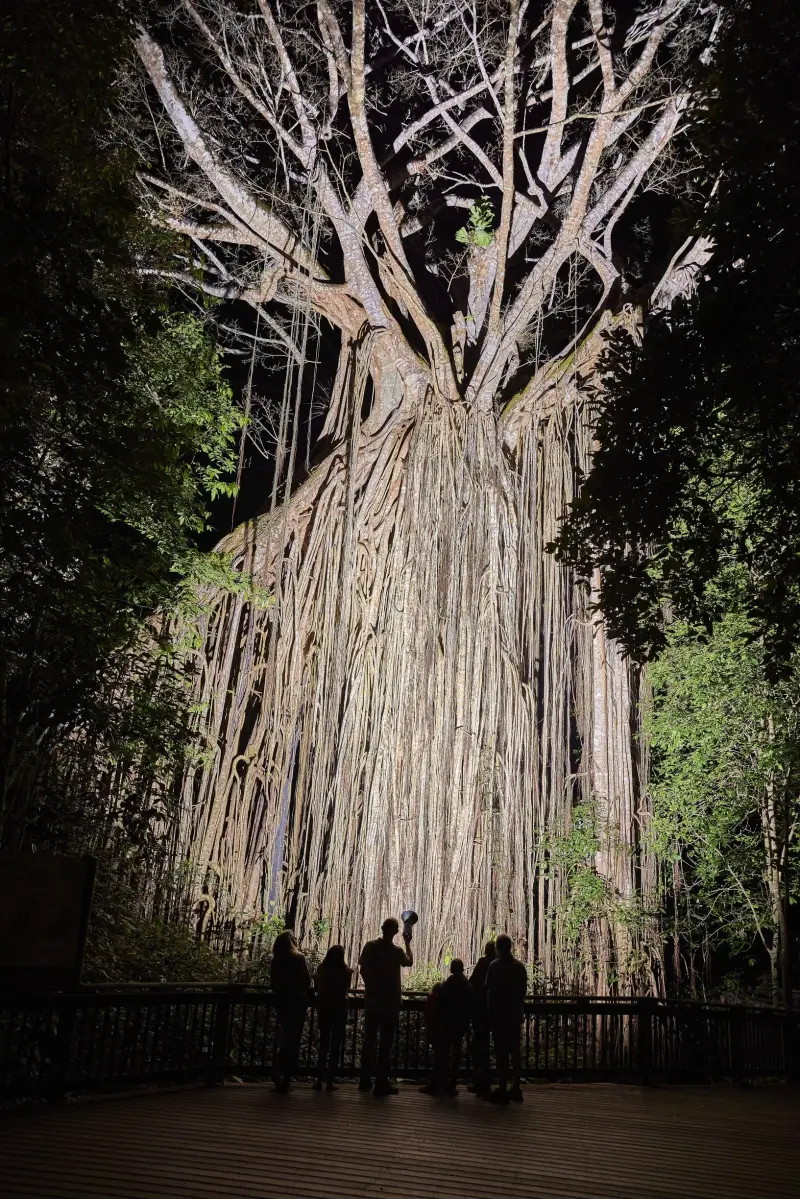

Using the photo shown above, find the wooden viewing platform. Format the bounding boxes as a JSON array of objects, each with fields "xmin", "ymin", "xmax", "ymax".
[{"xmin": 0, "ymin": 1081, "xmax": 797, "ymax": 1198}]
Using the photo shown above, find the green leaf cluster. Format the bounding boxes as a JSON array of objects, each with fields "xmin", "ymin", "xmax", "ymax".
[
  {"xmin": 548, "ymin": 803, "xmax": 611, "ymax": 945},
  {"xmin": 455, "ymin": 197, "xmax": 495, "ymax": 248}
]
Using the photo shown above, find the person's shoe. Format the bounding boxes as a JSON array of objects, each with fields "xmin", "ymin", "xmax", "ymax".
[
  {"xmin": 490, "ymin": 1087, "xmax": 510, "ymax": 1105},
  {"xmin": 419, "ymin": 1084, "xmax": 440, "ymax": 1096},
  {"xmin": 373, "ymin": 1082, "xmax": 399, "ymax": 1097},
  {"xmin": 358, "ymin": 1077, "xmax": 373, "ymax": 1092},
  {"xmin": 446, "ymin": 1085, "xmax": 459, "ymax": 1097},
  {"xmin": 274, "ymin": 1076, "xmax": 291, "ymax": 1094},
  {"xmin": 312, "ymin": 1079, "xmax": 323, "ymax": 1091},
  {"xmin": 325, "ymin": 1081, "xmax": 338, "ymax": 1092},
  {"xmin": 509, "ymin": 1085, "xmax": 524, "ymax": 1103}
]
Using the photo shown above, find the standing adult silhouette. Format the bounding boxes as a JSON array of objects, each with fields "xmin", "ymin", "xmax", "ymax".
[
  {"xmin": 469, "ymin": 939, "xmax": 496, "ymax": 1097},
  {"xmin": 314, "ymin": 944, "xmax": 352, "ymax": 1091},
  {"xmin": 358, "ymin": 917, "xmax": 413, "ymax": 1096},
  {"xmin": 486, "ymin": 933, "xmax": 527, "ymax": 1103},
  {"xmin": 270, "ymin": 930, "xmax": 312, "ymax": 1093}
]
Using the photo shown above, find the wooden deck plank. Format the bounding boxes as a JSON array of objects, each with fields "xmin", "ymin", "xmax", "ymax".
[{"xmin": 0, "ymin": 1082, "xmax": 797, "ymax": 1199}]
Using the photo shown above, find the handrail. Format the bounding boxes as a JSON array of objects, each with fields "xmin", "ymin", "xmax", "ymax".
[
  {"xmin": 12, "ymin": 983, "xmax": 786, "ymax": 1012},
  {"xmin": 1, "ymin": 987, "xmax": 786, "ymax": 1016},
  {"xmin": 2, "ymin": 986, "xmax": 797, "ymax": 1103}
]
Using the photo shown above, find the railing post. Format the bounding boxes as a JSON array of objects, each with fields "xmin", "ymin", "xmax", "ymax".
[
  {"xmin": 785, "ymin": 1010, "xmax": 799, "ymax": 1084},
  {"xmin": 729, "ymin": 1006, "xmax": 745, "ymax": 1082},
  {"xmin": 639, "ymin": 998, "xmax": 655, "ymax": 1087},
  {"xmin": 47, "ymin": 995, "xmax": 76, "ymax": 1105},
  {"xmin": 210, "ymin": 985, "xmax": 237, "ymax": 1084}
]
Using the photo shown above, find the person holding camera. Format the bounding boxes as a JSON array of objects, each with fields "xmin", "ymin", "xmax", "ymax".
[{"xmin": 357, "ymin": 917, "xmax": 413, "ymax": 1097}]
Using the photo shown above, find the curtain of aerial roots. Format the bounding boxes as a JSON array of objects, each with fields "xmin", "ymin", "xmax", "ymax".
[{"xmin": 182, "ymin": 387, "xmax": 656, "ymax": 993}]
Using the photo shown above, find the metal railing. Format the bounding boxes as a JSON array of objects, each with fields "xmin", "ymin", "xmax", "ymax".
[{"xmin": 2, "ymin": 986, "xmax": 797, "ymax": 1102}]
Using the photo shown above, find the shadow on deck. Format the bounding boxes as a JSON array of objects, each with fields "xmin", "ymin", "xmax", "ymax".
[{"xmin": 0, "ymin": 1081, "xmax": 798, "ymax": 1198}]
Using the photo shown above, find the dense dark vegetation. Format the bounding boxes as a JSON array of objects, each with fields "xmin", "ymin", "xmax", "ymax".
[
  {"xmin": 0, "ymin": 0, "xmax": 247, "ymax": 978},
  {"xmin": 556, "ymin": 0, "xmax": 799, "ymax": 1005}
]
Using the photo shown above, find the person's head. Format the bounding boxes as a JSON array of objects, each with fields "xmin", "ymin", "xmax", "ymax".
[
  {"xmin": 381, "ymin": 917, "xmax": 400, "ymax": 939},
  {"xmin": 484, "ymin": 940, "xmax": 497, "ymax": 961},
  {"xmin": 272, "ymin": 929, "xmax": 298, "ymax": 958},
  {"xmin": 449, "ymin": 958, "xmax": 465, "ymax": 977},
  {"xmin": 495, "ymin": 933, "xmax": 513, "ymax": 957},
  {"xmin": 321, "ymin": 944, "xmax": 347, "ymax": 970}
]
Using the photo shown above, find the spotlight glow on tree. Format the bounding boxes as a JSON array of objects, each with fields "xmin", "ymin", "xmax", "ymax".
[{"xmin": 133, "ymin": 0, "xmax": 715, "ymax": 989}]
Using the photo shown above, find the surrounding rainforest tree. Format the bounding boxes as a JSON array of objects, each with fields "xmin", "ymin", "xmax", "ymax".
[
  {"xmin": 0, "ymin": 1, "xmax": 243, "ymax": 860},
  {"xmin": 647, "ymin": 589, "xmax": 799, "ymax": 1007},
  {"xmin": 131, "ymin": 0, "xmax": 717, "ymax": 988},
  {"xmin": 555, "ymin": 0, "xmax": 800, "ymax": 670},
  {"xmin": 551, "ymin": 0, "xmax": 799, "ymax": 1003}
]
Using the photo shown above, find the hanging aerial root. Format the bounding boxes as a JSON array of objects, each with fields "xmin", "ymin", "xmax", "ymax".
[{"xmin": 178, "ymin": 392, "xmax": 655, "ymax": 991}]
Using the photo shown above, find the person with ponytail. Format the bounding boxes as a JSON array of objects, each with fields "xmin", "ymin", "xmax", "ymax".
[
  {"xmin": 313, "ymin": 944, "xmax": 353, "ymax": 1091},
  {"xmin": 270, "ymin": 930, "xmax": 312, "ymax": 1093}
]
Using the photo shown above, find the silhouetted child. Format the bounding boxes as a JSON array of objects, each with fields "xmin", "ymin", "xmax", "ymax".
[
  {"xmin": 423, "ymin": 979, "xmax": 444, "ymax": 1053},
  {"xmin": 270, "ymin": 930, "xmax": 311, "ymax": 1093},
  {"xmin": 421, "ymin": 960, "xmax": 471, "ymax": 1096},
  {"xmin": 313, "ymin": 945, "xmax": 352, "ymax": 1091}
]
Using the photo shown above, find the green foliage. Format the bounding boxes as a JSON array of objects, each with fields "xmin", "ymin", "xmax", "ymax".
[
  {"xmin": 455, "ymin": 197, "xmax": 495, "ymax": 248},
  {"xmin": 548, "ymin": 803, "xmax": 610, "ymax": 945},
  {"xmin": 646, "ymin": 595, "xmax": 800, "ymax": 990},
  {"xmin": 554, "ymin": 0, "xmax": 800, "ymax": 671},
  {"xmin": 405, "ymin": 962, "xmax": 446, "ymax": 992},
  {"xmin": 84, "ymin": 868, "xmax": 231, "ymax": 985},
  {"xmin": 549, "ymin": 802, "xmax": 601, "ymax": 874},
  {"xmin": 251, "ymin": 909, "xmax": 287, "ymax": 942},
  {"xmin": 561, "ymin": 871, "xmax": 611, "ymax": 946},
  {"xmin": 0, "ymin": 0, "xmax": 248, "ymax": 859},
  {"xmin": 122, "ymin": 314, "xmax": 244, "ymax": 539}
]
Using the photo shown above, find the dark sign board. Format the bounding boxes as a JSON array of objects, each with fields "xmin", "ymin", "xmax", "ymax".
[{"xmin": 0, "ymin": 855, "xmax": 96, "ymax": 992}]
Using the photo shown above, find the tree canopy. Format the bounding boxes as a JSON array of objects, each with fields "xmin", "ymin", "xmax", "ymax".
[{"xmin": 555, "ymin": 0, "xmax": 800, "ymax": 670}]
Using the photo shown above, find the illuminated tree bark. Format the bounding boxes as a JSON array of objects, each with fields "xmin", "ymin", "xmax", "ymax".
[{"xmin": 134, "ymin": 0, "xmax": 714, "ymax": 988}]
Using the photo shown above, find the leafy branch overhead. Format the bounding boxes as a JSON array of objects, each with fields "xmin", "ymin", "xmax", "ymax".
[{"xmin": 455, "ymin": 198, "xmax": 495, "ymax": 248}]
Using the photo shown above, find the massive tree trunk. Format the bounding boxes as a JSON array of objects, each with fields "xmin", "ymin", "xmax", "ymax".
[
  {"xmin": 133, "ymin": 1, "xmax": 713, "ymax": 989},
  {"xmin": 181, "ymin": 354, "xmax": 654, "ymax": 989}
]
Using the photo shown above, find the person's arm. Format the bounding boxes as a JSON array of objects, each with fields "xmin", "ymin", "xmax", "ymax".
[
  {"xmin": 484, "ymin": 960, "xmax": 496, "ymax": 1009},
  {"xmin": 358, "ymin": 943, "xmax": 370, "ymax": 986},
  {"xmin": 298, "ymin": 954, "xmax": 312, "ymax": 991},
  {"xmin": 399, "ymin": 937, "xmax": 413, "ymax": 967}
]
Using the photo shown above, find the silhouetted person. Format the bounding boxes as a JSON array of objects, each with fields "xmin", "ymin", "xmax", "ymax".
[
  {"xmin": 358, "ymin": 917, "xmax": 413, "ymax": 1096},
  {"xmin": 420, "ymin": 979, "xmax": 443, "ymax": 1095},
  {"xmin": 421, "ymin": 959, "xmax": 471, "ymax": 1096},
  {"xmin": 314, "ymin": 944, "xmax": 352, "ymax": 1091},
  {"xmin": 486, "ymin": 933, "xmax": 527, "ymax": 1103},
  {"xmin": 469, "ymin": 939, "xmax": 496, "ymax": 1097},
  {"xmin": 423, "ymin": 979, "xmax": 443, "ymax": 1046},
  {"xmin": 270, "ymin": 930, "xmax": 311, "ymax": 1093}
]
